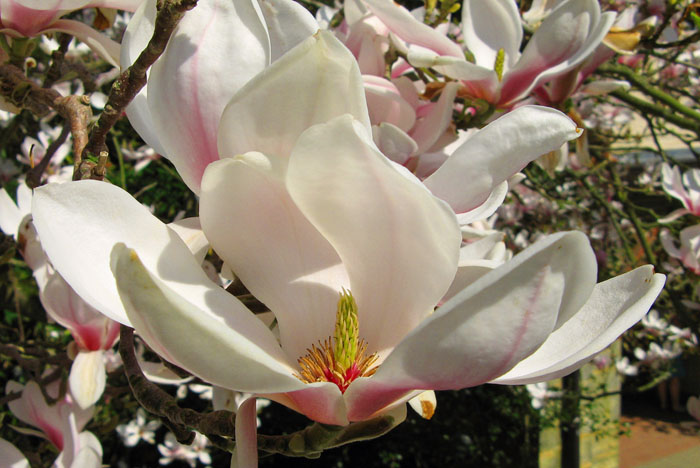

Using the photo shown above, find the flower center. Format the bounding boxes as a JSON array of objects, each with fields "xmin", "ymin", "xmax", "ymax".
[{"xmin": 295, "ymin": 289, "xmax": 379, "ymax": 393}]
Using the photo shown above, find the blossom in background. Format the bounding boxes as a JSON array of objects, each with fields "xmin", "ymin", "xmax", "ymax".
[
  {"xmin": 660, "ymin": 163, "xmax": 700, "ymax": 222},
  {"xmin": 5, "ymin": 380, "xmax": 102, "ymax": 468},
  {"xmin": 526, "ymin": 382, "xmax": 562, "ymax": 410},
  {"xmin": 660, "ymin": 225, "xmax": 700, "ymax": 274},
  {"xmin": 0, "ymin": 0, "xmax": 144, "ymax": 67},
  {"xmin": 158, "ymin": 432, "xmax": 211, "ymax": 468},
  {"xmin": 615, "ymin": 356, "xmax": 639, "ymax": 376},
  {"xmin": 116, "ymin": 408, "xmax": 161, "ymax": 447}
]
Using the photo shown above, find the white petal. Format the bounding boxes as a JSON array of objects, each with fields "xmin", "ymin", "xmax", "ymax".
[
  {"xmin": 69, "ymin": 350, "xmax": 106, "ymax": 409},
  {"xmin": 199, "ymin": 155, "xmax": 348, "ymax": 361},
  {"xmin": 111, "ymin": 244, "xmax": 305, "ymax": 394},
  {"xmin": 32, "ymin": 181, "xmax": 212, "ymax": 326},
  {"xmin": 424, "ymin": 106, "xmax": 581, "ymax": 213},
  {"xmin": 217, "ymin": 30, "xmax": 370, "ymax": 161},
  {"xmin": 287, "ymin": 115, "xmax": 461, "ymax": 354},
  {"xmin": 167, "ymin": 217, "xmax": 209, "ymax": 264},
  {"xmin": 232, "ymin": 398, "xmax": 258, "ymax": 468}
]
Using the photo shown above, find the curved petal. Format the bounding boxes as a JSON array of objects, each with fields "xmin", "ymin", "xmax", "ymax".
[
  {"xmin": 0, "ymin": 438, "xmax": 29, "ymax": 468},
  {"xmin": 266, "ymin": 383, "xmax": 348, "ymax": 425},
  {"xmin": 455, "ymin": 181, "xmax": 509, "ymax": 224},
  {"xmin": 122, "ymin": 0, "xmax": 167, "ymax": 156},
  {"xmin": 0, "ymin": 187, "xmax": 23, "ymax": 239},
  {"xmin": 345, "ymin": 231, "xmax": 596, "ymax": 420},
  {"xmin": 362, "ymin": 0, "xmax": 464, "ymax": 58},
  {"xmin": 493, "ymin": 266, "xmax": 665, "ymax": 384},
  {"xmin": 111, "ymin": 243, "xmax": 306, "ymax": 394},
  {"xmin": 287, "ymin": 115, "xmax": 461, "ymax": 354},
  {"xmin": 217, "ymin": 30, "xmax": 370, "ymax": 162},
  {"xmin": 32, "ymin": 181, "xmax": 217, "ymax": 326},
  {"xmin": 424, "ymin": 106, "xmax": 581, "ymax": 213},
  {"xmin": 69, "ymin": 351, "xmax": 106, "ymax": 409},
  {"xmin": 258, "ymin": 0, "xmax": 318, "ymax": 62},
  {"xmin": 199, "ymin": 155, "xmax": 348, "ymax": 361},
  {"xmin": 147, "ymin": 0, "xmax": 271, "ymax": 193},
  {"xmin": 462, "ymin": 0, "xmax": 522, "ymax": 69},
  {"xmin": 47, "ymin": 19, "xmax": 121, "ymax": 67}
]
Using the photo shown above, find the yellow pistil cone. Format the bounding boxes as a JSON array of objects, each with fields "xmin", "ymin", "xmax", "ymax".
[
  {"xmin": 494, "ymin": 48, "xmax": 505, "ymax": 82},
  {"xmin": 334, "ymin": 289, "xmax": 359, "ymax": 370}
]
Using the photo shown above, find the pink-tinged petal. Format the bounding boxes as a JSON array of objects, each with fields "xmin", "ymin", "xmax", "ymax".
[
  {"xmin": 660, "ymin": 229, "xmax": 681, "ymax": 259},
  {"xmin": 345, "ymin": 232, "xmax": 595, "ymax": 420},
  {"xmin": 39, "ymin": 273, "xmax": 118, "ymax": 351},
  {"xmin": 409, "ymin": 82, "xmax": 458, "ymax": 154},
  {"xmin": 0, "ymin": 438, "xmax": 29, "ymax": 468},
  {"xmin": 493, "ymin": 266, "xmax": 665, "ymax": 384},
  {"xmin": 147, "ymin": 0, "xmax": 271, "ymax": 193},
  {"xmin": 199, "ymin": 155, "xmax": 348, "ymax": 361},
  {"xmin": 363, "ymin": 75, "xmax": 416, "ymax": 132},
  {"xmin": 258, "ymin": 0, "xmax": 318, "ymax": 62},
  {"xmin": 121, "ymin": 0, "xmax": 167, "ymax": 156},
  {"xmin": 217, "ymin": 31, "xmax": 370, "ymax": 161},
  {"xmin": 167, "ymin": 217, "xmax": 209, "ymax": 264},
  {"xmin": 287, "ymin": 115, "xmax": 461, "ymax": 355},
  {"xmin": 232, "ymin": 397, "xmax": 258, "ymax": 468},
  {"xmin": 661, "ymin": 163, "xmax": 691, "ymax": 208},
  {"xmin": 579, "ymin": 79, "xmax": 629, "ymax": 96},
  {"xmin": 424, "ymin": 106, "xmax": 581, "ymax": 213},
  {"xmin": 362, "ymin": 0, "xmax": 463, "ymax": 58},
  {"xmin": 46, "ymin": 19, "xmax": 121, "ymax": 67},
  {"xmin": 111, "ymin": 244, "xmax": 306, "ymax": 394},
  {"xmin": 500, "ymin": 2, "xmax": 615, "ymax": 105},
  {"xmin": 462, "ymin": 0, "xmax": 522, "ymax": 69},
  {"xmin": 372, "ymin": 123, "xmax": 417, "ymax": 165},
  {"xmin": 69, "ymin": 351, "xmax": 106, "ymax": 409},
  {"xmin": 32, "ymin": 181, "xmax": 220, "ymax": 326},
  {"xmin": 7, "ymin": 381, "xmax": 65, "ymax": 449},
  {"xmin": 265, "ymin": 383, "xmax": 348, "ymax": 425}
]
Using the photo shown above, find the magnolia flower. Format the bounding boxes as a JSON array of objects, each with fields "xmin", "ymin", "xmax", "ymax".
[
  {"xmin": 660, "ymin": 225, "xmax": 700, "ymax": 274},
  {"xmin": 40, "ymin": 272, "xmax": 120, "ymax": 408},
  {"xmin": 33, "ymin": 30, "xmax": 665, "ymax": 468},
  {"xmin": 660, "ymin": 163, "xmax": 700, "ymax": 222},
  {"xmin": 0, "ymin": 0, "xmax": 143, "ymax": 66},
  {"xmin": 525, "ymin": 382, "xmax": 562, "ymax": 410},
  {"xmin": 406, "ymin": 0, "xmax": 616, "ymax": 108},
  {"xmin": 615, "ymin": 356, "xmax": 638, "ymax": 376},
  {"xmin": 5, "ymin": 380, "xmax": 101, "ymax": 468}
]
